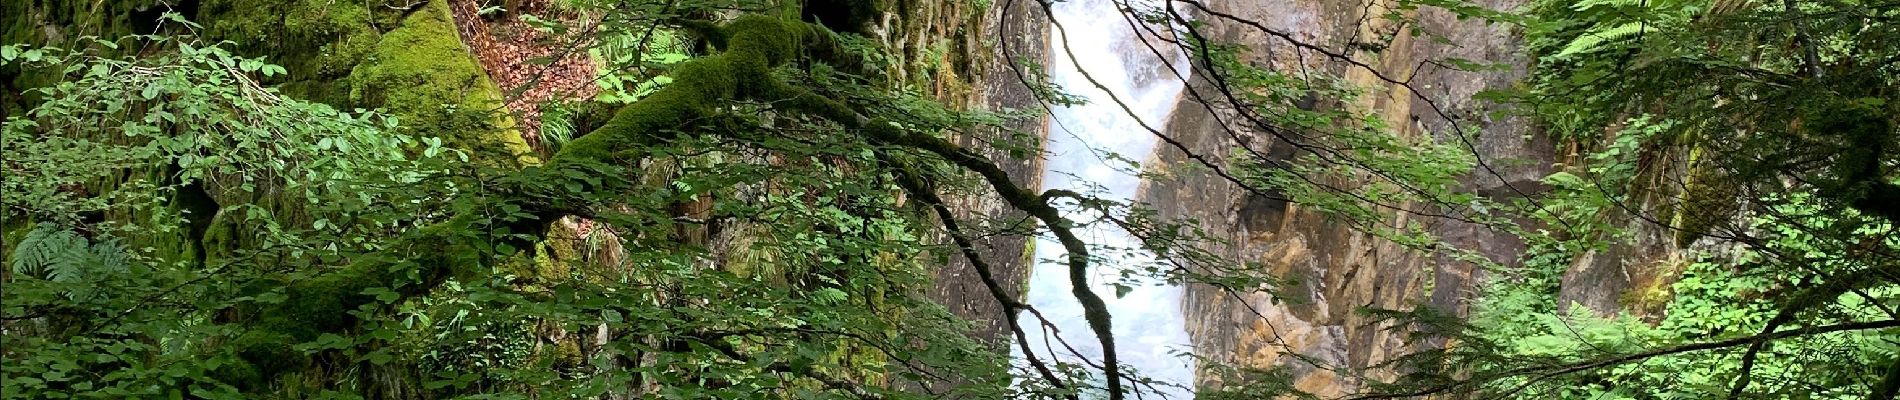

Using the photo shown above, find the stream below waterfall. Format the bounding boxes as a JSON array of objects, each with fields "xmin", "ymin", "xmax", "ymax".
[{"xmin": 1016, "ymin": 0, "xmax": 1194, "ymax": 397}]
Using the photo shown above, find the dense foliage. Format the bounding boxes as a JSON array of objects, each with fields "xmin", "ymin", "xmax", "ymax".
[
  {"xmin": 2, "ymin": 4, "xmax": 1025, "ymax": 399},
  {"xmin": 1071, "ymin": 0, "xmax": 1900, "ymax": 398},
  {"xmin": 3, "ymin": 0, "xmax": 1896, "ymax": 399},
  {"xmin": 1439, "ymin": 0, "xmax": 1900, "ymax": 398},
  {"xmin": 1204, "ymin": 0, "xmax": 1900, "ymax": 398}
]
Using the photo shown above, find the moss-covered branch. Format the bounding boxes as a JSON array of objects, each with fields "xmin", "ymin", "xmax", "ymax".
[
  {"xmin": 232, "ymin": 14, "xmax": 841, "ymax": 387},
  {"xmin": 232, "ymin": 9, "xmax": 1129, "ymax": 397}
]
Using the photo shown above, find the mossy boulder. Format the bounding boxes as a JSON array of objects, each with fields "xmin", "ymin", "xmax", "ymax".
[
  {"xmin": 198, "ymin": 0, "xmax": 397, "ymax": 105},
  {"xmin": 348, "ymin": 0, "xmax": 533, "ymax": 167}
]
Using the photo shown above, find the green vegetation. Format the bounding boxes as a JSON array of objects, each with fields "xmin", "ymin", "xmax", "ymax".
[
  {"xmin": 1110, "ymin": 0, "xmax": 1899, "ymax": 398},
  {"xmin": 2, "ymin": 3, "xmax": 1024, "ymax": 398},
  {"xmin": 2, "ymin": 0, "xmax": 1895, "ymax": 399},
  {"xmin": 1192, "ymin": 0, "xmax": 1900, "ymax": 398},
  {"xmin": 1441, "ymin": 0, "xmax": 1900, "ymax": 397},
  {"xmin": 347, "ymin": 0, "xmax": 532, "ymax": 166}
]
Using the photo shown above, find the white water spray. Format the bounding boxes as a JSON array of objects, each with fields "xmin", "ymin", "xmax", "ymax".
[{"xmin": 1017, "ymin": 0, "xmax": 1193, "ymax": 397}]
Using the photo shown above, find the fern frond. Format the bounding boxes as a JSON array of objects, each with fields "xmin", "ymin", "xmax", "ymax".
[
  {"xmin": 10, "ymin": 223, "xmax": 86, "ymax": 279},
  {"xmin": 1572, "ymin": 0, "xmax": 1647, "ymax": 12},
  {"xmin": 85, "ymin": 237, "xmax": 131, "ymax": 274},
  {"xmin": 1555, "ymin": 22, "xmax": 1651, "ymax": 58},
  {"xmin": 8, "ymin": 223, "xmax": 131, "ymax": 282}
]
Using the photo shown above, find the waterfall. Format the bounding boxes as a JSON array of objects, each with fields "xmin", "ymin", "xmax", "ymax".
[{"xmin": 1017, "ymin": 0, "xmax": 1193, "ymax": 397}]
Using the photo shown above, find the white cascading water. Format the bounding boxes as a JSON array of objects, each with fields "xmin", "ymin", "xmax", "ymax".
[{"xmin": 1016, "ymin": 0, "xmax": 1193, "ymax": 397}]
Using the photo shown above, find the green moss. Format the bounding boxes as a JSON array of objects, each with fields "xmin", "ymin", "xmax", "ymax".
[
  {"xmin": 347, "ymin": 0, "xmax": 532, "ymax": 167},
  {"xmin": 1618, "ymin": 257, "xmax": 1684, "ymax": 321},
  {"xmin": 548, "ymin": 16, "xmax": 832, "ymax": 165},
  {"xmin": 1, "ymin": 216, "xmax": 33, "ymax": 264},
  {"xmin": 199, "ymin": 207, "xmax": 241, "ymax": 266},
  {"xmin": 197, "ymin": 0, "xmax": 394, "ymax": 105},
  {"xmin": 725, "ymin": 16, "xmax": 803, "ymax": 73},
  {"xmin": 228, "ymin": 256, "xmax": 389, "ymax": 385},
  {"xmin": 1674, "ymin": 145, "xmax": 1739, "ymax": 248},
  {"xmin": 228, "ymin": 14, "xmax": 869, "ymax": 386},
  {"xmin": 3, "ymin": 0, "xmax": 170, "ymax": 113},
  {"xmin": 548, "ymin": 14, "xmax": 815, "ymax": 165},
  {"xmin": 800, "ymin": 0, "xmax": 886, "ymax": 34},
  {"xmin": 551, "ymin": 58, "xmax": 730, "ymax": 163},
  {"xmin": 125, "ymin": 211, "xmax": 200, "ymax": 266}
]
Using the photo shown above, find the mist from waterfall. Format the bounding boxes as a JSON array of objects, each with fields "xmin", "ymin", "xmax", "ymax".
[{"xmin": 1016, "ymin": 0, "xmax": 1194, "ymax": 397}]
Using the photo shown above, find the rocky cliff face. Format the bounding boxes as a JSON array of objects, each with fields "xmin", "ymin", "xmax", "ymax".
[
  {"xmin": 913, "ymin": 0, "xmax": 1050, "ymax": 353},
  {"xmin": 1143, "ymin": 0, "xmax": 1728, "ymax": 394},
  {"xmin": 1138, "ymin": 0, "xmax": 1552, "ymax": 394}
]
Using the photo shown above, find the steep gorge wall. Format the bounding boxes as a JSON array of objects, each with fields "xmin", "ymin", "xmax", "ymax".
[
  {"xmin": 900, "ymin": 0, "xmax": 1050, "ymax": 353},
  {"xmin": 1140, "ymin": 0, "xmax": 1547, "ymax": 394},
  {"xmin": 1144, "ymin": 0, "xmax": 1718, "ymax": 395}
]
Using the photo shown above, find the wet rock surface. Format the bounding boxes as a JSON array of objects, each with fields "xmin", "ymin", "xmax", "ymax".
[{"xmin": 920, "ymin": 0, "xmax": 1050, "ymax": 353}]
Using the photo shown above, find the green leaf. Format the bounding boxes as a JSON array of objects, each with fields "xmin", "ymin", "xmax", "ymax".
[
  {"xmin": 1542, "ymin": 171, "xmax": 1584, "ymax": 187},
  {"xmin": 365, "ymin": 287, "xmax": 400, "ymax": 303},
  {"xmin": 602, "ymin": 309, "xmax": 624, "ymax": 323},
  {"xmin": 364, "ymin": 350, "xmax": 393, "ymax": 365}
]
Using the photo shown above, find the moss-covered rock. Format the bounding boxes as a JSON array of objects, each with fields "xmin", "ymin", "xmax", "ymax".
[
  {"xmin": 1674, "ymin": 145, "xmax": 1739, "ymax": 248},
  {"xmin": 3, "ymin": 0, "xmax": 173, "ymax": 114},
  {"xmin": 348, "ymin": 0, "xmax": 533, "ymax": 167},
  {"xmin": 197, "ymin": 0, "xmax": 396, "ymax": 105}
]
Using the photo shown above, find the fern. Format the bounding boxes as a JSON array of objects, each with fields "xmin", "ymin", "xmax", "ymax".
[
  {"xmin": 1555, "ymin": 22, "xmax": 1650, "ymax": 58},
  {"xmin": 539, "ymin": 101, "xmax": 577, "ymax": 153},
  {"xmin": 8, "ymin": 223, "xmax": 131, "ymax": 284},
  {"xmin": 11, "ymin": 223, "xmax": 87, "ymax": 280},
  {"xmin": 1570, "ymin": 0, "xmax": 1647, "ymax": 12}
]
